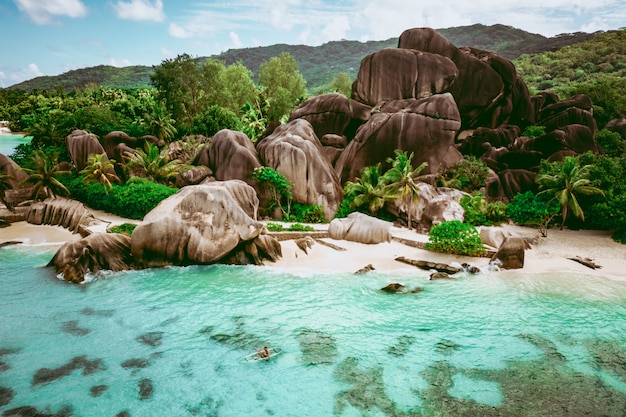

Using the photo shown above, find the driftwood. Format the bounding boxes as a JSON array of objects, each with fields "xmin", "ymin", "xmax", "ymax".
[
  {"xmin": 394, "ymin": 256, "xmax": 461, "ymax": 274},
  {"xmin": 567, "ymin": 256, "xmax": 602, "ymax": 270},
  {"xmin": 314, "ymin": 239, "xmax": 347, "ymax": 251}
]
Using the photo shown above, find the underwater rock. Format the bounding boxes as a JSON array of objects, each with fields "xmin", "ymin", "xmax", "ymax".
[
  {"xmin": 61, "ymin": 320, "xmax": 90, "ymax": 336},
  {"xmin": 387, "ymin": 335, "xmax": 416, "ymax": 357},
  {"xmin": 434, "ymin": 339, "xmax": 462, "ymax": 355},
  {"xmin": 121, "ymin": 358, "xmax": 151, "ymax": 370},
  {"xmin": 136, "ymin": 331, "xmax": 164, "ymax": 347},
  {"xmin": 90, "ymin": 385, "xmax": 108, "ymax": 397},
  {"xmin": 585, "ymin": 339, "xmax": 626, "ymax": 383},
  {"xmin": 296, "ymin": 328, "xmax": 338, "ymax": 365},
  {"xmin": 80, "ymin": 307, "xmax": 114, "ymax": 317},
  {"xmin": 138, "ymin": 378, "xmax": 154, "ymax": 400},
  {"xmin": 1, "ymin": 405, "xmax": 74, "ymax": 417},
  {"xmin": 116, "ymin": 412, "xmax": 131, "ymax": 417},
  {"xmin": 0, "ymin": 386, "xmax": 15, "ymax": 407},
  {"xmin": 32, "ymin": 356, "xmax": 106, "ymax": 386}
]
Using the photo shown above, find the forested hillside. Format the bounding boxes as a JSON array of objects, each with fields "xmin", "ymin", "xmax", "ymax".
[
  {"xmin": 514, "ymin": 28, "xmax": 626, "ymax": 127},
  {"xmin": 8, "ymin": 24, "xmax": 595, "ymax": 93}
]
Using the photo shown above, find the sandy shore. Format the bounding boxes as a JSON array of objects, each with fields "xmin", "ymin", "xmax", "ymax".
[{"xmin": 1, "ymin": 210, "xmax": 624, "ymax": 280}]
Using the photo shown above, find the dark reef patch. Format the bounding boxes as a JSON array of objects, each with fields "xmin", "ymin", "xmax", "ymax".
[
  {"xmin": 89, "ymin": 385, "xmax": 108, "ymax": 397},
  {"xmin": 434, "ymin": 339, "xmax": 462, "ymax": 355},
  {"xmin": 32, "ymin": 356, "xmax": 106, "ymax": 386},
  {"xmin": 0, "ymin": 386, "xmax": 15, "ymax": 407},
  {"xmin": 115, "ymin": 412, "xmax": 130, "ymax": 417},
  {"xmin": 136, "ymin": 331, "xmax": 164, "ymax": 347},
  {"xmin": 80, "ymin": 307, "xmax": 114, "ymax": 317},
  {"xmin": 296, "ymin": 328, "xmax": 338, "ymax": 365},
  {"xmin": 585, "ymin": 338, "xmax": 626, "ymax": 383},
  {"xmin": 60, "ymin": 320, "xmax": 90, "ymax": 336},
  {"xmin": 387, "ymin": 335, "xmax": 416, "ymax": 356},
  {"xmin": 138, "ymin": 378, "xmax": 154, "ymax": 400},
  {"xmin": 1, "ymin": 404, "xmax": 74, "ymax": 417}
]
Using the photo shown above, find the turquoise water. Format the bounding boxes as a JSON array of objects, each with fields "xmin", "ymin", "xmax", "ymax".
[
  {"xmin": 1, "ymin": 245, "xmax": 625, "ymax": 416},
  {"xmin": 0, "ymin": 134, "xmax": 31, "ymax": 157}
]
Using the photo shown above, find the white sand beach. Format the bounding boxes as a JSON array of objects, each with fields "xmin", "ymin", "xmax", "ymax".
[{"xmin": 2, "ymin": 206, "xmax": 624, "ymax": 281}]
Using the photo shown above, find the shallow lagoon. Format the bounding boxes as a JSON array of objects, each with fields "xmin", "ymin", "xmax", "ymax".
[
  {"xmin": 0, "ymin": 134, "xmax": 31, "ymax": 157},
  {"xmin": 1, "ymin": 245, "xmax": 625, "ymax": 416}
]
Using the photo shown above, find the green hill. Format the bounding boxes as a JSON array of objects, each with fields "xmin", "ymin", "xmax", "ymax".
[{"xmin": 7, "ymin": 24, "xmax": 598, "ymax": 93}]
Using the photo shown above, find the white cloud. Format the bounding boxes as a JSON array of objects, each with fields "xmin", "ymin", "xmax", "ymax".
[
  {"xmin": 229, "ymin": 32, "xmax": 243, "ymax": 49},
  {"xmin": 13, "ymin": 0, "xmax": 87, "ymax": 25},
  {"xmin": 110, "ymin": 58, "xmax": 132, "ymax": 67},
  {"xmin": 168, "ymin": 23, "xmax": 193, "ymax": 38},
  {"xmin": 0, "ymin": 63, "xmax": 44, "ymax": 87},
  {"xmin": 112, "ymin": 0, "xmax": 165, "ymax": 22}
]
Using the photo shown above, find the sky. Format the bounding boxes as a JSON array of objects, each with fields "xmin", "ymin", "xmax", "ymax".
[{"xmin": 1, "ymin": 0, "xmax": 625, "ymax": 87}]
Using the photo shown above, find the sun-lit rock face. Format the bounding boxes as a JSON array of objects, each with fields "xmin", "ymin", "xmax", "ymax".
[
  {"xmin": 66, "ymin": 129, "xmax": 108, "ymax": 172},
  {"xmin": 329, "ymin": 212, "xmax": 392, "ymax": 244},
  {"xmin": 130, "ymin": 181, "xmax": 264, "ymax": 268}
]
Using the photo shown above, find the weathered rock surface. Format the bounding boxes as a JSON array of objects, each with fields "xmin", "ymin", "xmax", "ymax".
[
  {"xmin": 130, "ymin": 182, "xmax": 265, "ymax": 268},
  {"xmin": 48, "ymin": 233, "xmax": 134, "ymax": 283},
  {"xmin": 26, "ymin": 198, "xmax": 104, "ymax": 236},
  {"xmin": 351, "ymin": 48, "xmax": 458, "ymax": 105},
  {"xmin": 0, "ymin": 153, "xmax": 28, "ymax": 187},
  {"xmin": 328, "ymin": 212, "xmax": 392, "ymax": 244},
  {"xmin": 66, "ymin": 129, "xmax": 108, "ymax": 172},
  {"xmin": 395, "ymin": 256, "xmax": 462, "ymax": 274},
  {"xmin": 491, "ymin": 236, "xmax": 525, "ymax": 269},
  {"xmin": 335, "ymin": 94, "xmax": 462, "ymax": 182},
  {"xmin": 257, "ymin": 119, "xmax": 343, "ymax": 220},
  {"xmin": 208, "ymin": 129, "xmax": 262, "ymax": 186}
]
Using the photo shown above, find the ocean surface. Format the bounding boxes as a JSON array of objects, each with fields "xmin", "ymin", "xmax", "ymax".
[
  {"xmin": 0, "ymin": 134, "xmax": 31, "ymax": 157},
  {"xmin": 0, "ymin": 244, "xmax": 625, "ymax": 417}
]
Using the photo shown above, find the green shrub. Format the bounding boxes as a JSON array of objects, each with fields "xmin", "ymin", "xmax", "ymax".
[
  {"xmin": 437, "ymin": 156, "xmax": 490, "ymax": 193},
  {"xmin": 425, "ymin": 220, "xmax": 486, "ymax": 257},
  {"xmin": 64, "ymin": 175, "xmax": 177, "ymax": 219},
  {"xmin": 265, "ymin": 222, "xmax": 314, "ymax": 232},
  {"xmin": 107, "ymin": 223, "xmax": 137, "ymax": 236},
  {"xmin": 285, "ymin": 203, "xmax": 326, "ymax": 223},
  {"xmin": 611, "ymin": 228, "xmax": 626, "ymax": 244},
  {"xmin": 522, "ymin": 125, "xmax": 546, "ymax": 138},
  {"xmin": 506, "ymin": 191, "xmax": 560, "ymax": 236},
  {"xmin": 193, "ymin": 105, "xmax": 243, "ymax": 137},
  {"xmin": 461, "ymin": 194, "xmax": 507, "ymax": 226},
  {"xmin": 595, "ymin": 129, "xmax": 626, "ymax": 158},
  {"xmin": 334, "ymin": 194, "xmax": 358, "ymax": 218}
]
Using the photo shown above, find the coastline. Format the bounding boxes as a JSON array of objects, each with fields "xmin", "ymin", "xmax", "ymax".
[{"xmin": 1, "ymin": 209, "xmax": 624, "ymax": 281}]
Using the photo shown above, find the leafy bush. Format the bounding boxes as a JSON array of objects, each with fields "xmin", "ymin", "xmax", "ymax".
[
  {"xmin": 437, "ymin": 156, "xmax": 490, "ymax": 193},
  {"xmin": 334, "ymin": 194, "xmax": 359, "ymax": 218},
  {"xmin": 193, "ymin": 105, "xmax": 243, "ymax": 137},
  {"xmin": 611, "ymin": 228, "xmax": 626, "ymax": 244},
  {"xmin": 522, "ymin": 125, "xmax": 546, "ymax": 138},
  {"xmin": 595, "ymin": 129, "xmax": 626, "ymax": 158},
  {"xmin": 460, "ymin": 194, "xmax": 507, "ymax": 226},
  {"xmin": 265, "ymin": 222, "xmax": 314, "ymax": 232},
  {"xmin": 252, "ymin": 166, "xmax": 292, "ymax": 217},
  {"xmin": 506, "ymin": 191, "xmax": 560, "ymax": 236},
  {"xmin": 285, "ymin": 203, "xmax": 326, "ymax": 223},
  {"xmin": 425, "ymin": 220, "xmax": 486, "ymax": 257},
  {"xmin": 107, "ymin": 223, "xmax": 137, "ymax": 236},
  {"xmin": 64, "ymin": 175, "xmax": 177, "ymax": 219}
]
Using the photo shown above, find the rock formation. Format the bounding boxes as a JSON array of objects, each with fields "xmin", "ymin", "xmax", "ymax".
[
  {"xmin": 208, "ymin": 129, "xmax": 262, "ymax": 186},
  {"xmin": 66, "ymin": 130, "xmax": 108, "ymax": 172},
  {"xmin": 492, "ymin": 236, "xmax": 525, "ymax": 269},
  {"xmin": 257, "ymin": 119, "xmax": 343, "ymax": 220},
  {"xmin": 130, "ymin": 181, "xmax": 267, "ymax": 268},
  {"xmin": 48, "ymin": 233, "xmax": 134, "ymax": 283},
  {"xmin": 26, "ymin": 198, "xmax": 104, "ymax": 236},
  {"xmin": 328, "ymin": 212, "xmax": 392, "ymax": 244}
]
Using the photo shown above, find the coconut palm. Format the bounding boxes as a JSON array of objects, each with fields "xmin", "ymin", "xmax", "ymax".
[
  {"xmin": 344, "ymin": 163, "xmax": 398, "ymax": 215},
  {"xmin": 79, "ymin": 153, "xmax": 120, "ymax": 194},
  {"xmin": 124, "ymin": 144, "xmax": 183, "ymax": 185},
  {"xmin": 536, "ymin": 155, "xmax": 605, "ymax": 229},
  {"xmin": 143, "ymin": 103, "xmax": 177, "ymax": 143},
  {"xmin": 382, "ymin": 150, "xmax": 428, "ymax": 229},
  {"xmin": 19, "ymin": 150, "xmax": 70, "ymax": 200}
]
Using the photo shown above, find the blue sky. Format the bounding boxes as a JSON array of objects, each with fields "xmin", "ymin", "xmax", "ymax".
[{"xmin": 1, "ymin": 0, "xmax": 625, "ymax": 87}]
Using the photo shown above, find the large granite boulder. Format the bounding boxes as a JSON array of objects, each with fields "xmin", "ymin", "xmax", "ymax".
[
  {"xmin": 48, "ymin": 233, "xmax": 133, "ymax": 283},
  {"xmin": 208, "ymin": 129, "xmax": 262, "ymax": 186},
  {"xmin": 289, "ymin": 93, "xmax": 358, "ymax": 140},
  {"xmin": 491, "ymin": 236, "xmax": 525, "ymax": 269},
  {"xmin": 257, "ymin": 119, "xmax": 343, "ymax": 220},
  {"xmin": 130, "ymin": 181, "xmax": 264, "ymax": 268},
  {"xmin": 335, "ymin": 94, "xmax": 462, "ymax": 182},
  {"xmin": 66, "ymin": 130, "xmax": 107, "ymax": 172},
  {"xmin": 329, "ymin": 212, "xmax": 392, "ymax": 244},
  {"xmin": 26, "ymin": 198, "xmax": 104, "ymax": 236},
  {"xmin": 605, "ymin": 118, "xmax": 626, "ymax": 140},
  {"xmin": 351, "ymin": 48, "xmax": 458, "ymax": 105},
  {"xmin": 398, "ymin": 28, "xmax": 533, "ymax": 130},
  {"xmin": 459, "ymin": 125, "xmax": 520, "ymax": 157},
  {"xmin": 0, "ymin": 153, "xmax": 28, "ymax": 188}
]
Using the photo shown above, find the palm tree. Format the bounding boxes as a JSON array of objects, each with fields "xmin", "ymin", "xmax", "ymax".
[
  {"xmin": 536, "ymin": 155, "xmax": 605, "ymax": 229},
  {"xmin": 19, "ymin": 150, "xmax": 70, "ymax": 200},
  {"xmin": 143, "ymin": 103, "xmax": 177, "ymax": 143},
  {"xmin": 344, "ymin": 163, "xmax": 397, "ymax": 215},
  {"xmin": 0, "ymin": 171, "xmax": 15, "ymax": 208},
  {"xmin": 79, "ymin": 153, "xmax": 120, "ymax": 194},
  {"xmin": 382, "ymin": 150, "xmax": 427, "ymax": 229},
  {"xmin": 124, "ymin": 144, "xmax": 183, "ymax": 185}
]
